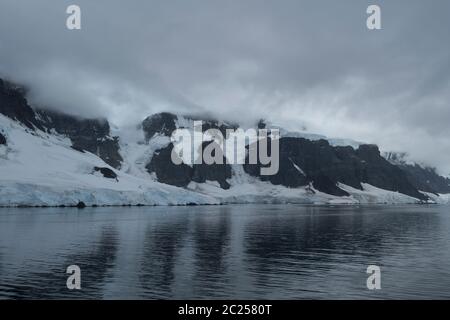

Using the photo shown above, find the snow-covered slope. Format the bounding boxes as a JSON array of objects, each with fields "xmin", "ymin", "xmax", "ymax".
[
  {"xmin": 420, "ymin": 192, "xmax": 450, "ymax": 205},
  {"xmin": 0, "ymin": 113, "xmax": 429, "ymax": 207},
  {"xmin": 0, "ymin": 115, "xmax": 216, "ymax": 207}
]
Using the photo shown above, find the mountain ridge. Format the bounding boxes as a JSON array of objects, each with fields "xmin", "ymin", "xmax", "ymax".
[{"xmin": 1, "ymin": 78, "xmax": 449, "ymax": 207}]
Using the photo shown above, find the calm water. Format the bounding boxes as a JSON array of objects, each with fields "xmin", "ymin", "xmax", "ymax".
[{"xmin": 0, "ymin": 204, "xmax": 450, "ymax": 299}]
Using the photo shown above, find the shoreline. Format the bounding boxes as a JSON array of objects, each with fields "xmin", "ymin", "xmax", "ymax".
[{"xmin": 0, "ymin": 200, "xmax": 439, "ymax": 209}]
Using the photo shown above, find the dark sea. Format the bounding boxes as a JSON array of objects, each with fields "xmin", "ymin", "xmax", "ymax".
[{"xmin": 0, "ymin": 204, "xmax": 449, "ymax": 299}]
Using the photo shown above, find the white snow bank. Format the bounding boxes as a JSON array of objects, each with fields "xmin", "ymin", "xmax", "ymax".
[
  {"xmin": 420, "ymin": 192, "xmax": 450, "ymax": 204},
  {"xmin": 0, "ymin": 115, "xmax": 216, "ymax": 207},
  {"xmin": 185, "ymin": 166, "xmax": 421, "ymax": 205},
  {"xmin": 0, "ymin": 182, "xmax": 218, "ymax": 207},
  {"xmin": 338, "ymin": 183, "xmax": 421, "ymax": 204}
]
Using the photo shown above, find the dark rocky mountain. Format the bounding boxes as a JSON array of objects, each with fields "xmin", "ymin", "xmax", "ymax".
[
  {"xmin": 142, "ymin": 112, "xmax": 177, "ymax": 141},
  {"xmin": 0, "ymin": 78, "xmax": 122, "ymax": 168},
  {"xmin": 243, "ymin": 138, "xmax": 427, "ymax": 200},
  {"xmin": 144, "ymin": 113, "xmax": 234, "ymax": 189},
  {"xmin": 2, "ymin": 77, "xmax": 448, "ymax": 202},
  {"xmin": 146, "ymin": 143, "xmax": 194, "ymax": 187},
  {"xmin": 144, "ymin": 112, "xmax": 430, "ymax": 201},
  {"xmin": 0, "ymin": 79, "xmax": 44, "ymax": 131},
  {"xmin": 36, "ymin": 109, "xmax": 123, "ymax": 168},
  {"xmin": 384, "ymin": 152, "xmax": 450, "ymax": 194},
  {"xmin": 400, "ymin": 164, "xmax": 450, "ymax": 194},
  {"xmin": 141, "ymin": 112, "xmax": 238, "ymax": 141},
  {"xmin": 93, "ymin": 166, "xmax": 118, "ymax": 180}
]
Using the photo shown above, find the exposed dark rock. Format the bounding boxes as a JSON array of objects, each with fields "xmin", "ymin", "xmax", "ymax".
[
  {"xmin": 244, "ymin": 137, "xmax": 309, "ymax": 188},
  {"xmin": 397, "ymin": 164, "xmax": 450, "ymax": 194},
  {"xmin": 0, "ymin": 131, "xmax": 6, "ymax": 145},
  {"xmin": 37, "ymin": 109, "xmax": 123, "ymax": 168},
  {"xmin": 191, "ymin": 141, "xmax": 232, "ymax": 189},
  {"xmin": 142, "ymin": 112, "xmax": 177, "ymax": 141},
  {"xmin": 93, "ymin": 166, "xmax": 118, "ymax": 180},
  {"xmin": 189, "ymin": 117, "xmax": 238, "ymax": 137},
  {"xmin": 244, "ymin": 137, "xmax": 349, "ymax": 196},
  {"xmin": 146, "ymin": 143, "xmax": 194, "ymax": 187},
  {"xmin": 0, "ymin": 79, "xmax": 44, "ymax": 130},
  {"xmin": 143, "ymin": 112, "xmax": 427, "ymax": 200},
  {"xmin": 257, "ymin": 119, "xmax": 267, "ymax": 129},
  {"xmin": 311, "ymin": 174, "xmax": 350, "ymax": 197},
  {"xmin": 146, "ymin": 141, "xmax": 232, "ymax": 189},
  {"xmin": 353, "ymin": 144, "xmax": 426, "ymax": 199},
  {"xmin": 76, "ymin": 201, "xmax": 86, "ymax": 209},
  {"xmin": 384, "ymin": 151, "xmax": 450, "ymax": 194},
  {"xmin": 0, "ymin": 78, "xmax": 123, "ymax": 168},
  {"xmin": 141, "ymin": 112, "xmax": 239, "ymax": 142},
  {"xmin": 244, "ymin": 137, "xmax": 427, "ymax": 200},
  {"xmin": 142, "ymin": 113, "xmax": 235, "ymax": 189}
]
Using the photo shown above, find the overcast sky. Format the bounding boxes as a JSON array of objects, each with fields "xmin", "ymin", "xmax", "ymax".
[{"xmin": 0, "ymin": 0, "xmax": 449, "ymax": 173}]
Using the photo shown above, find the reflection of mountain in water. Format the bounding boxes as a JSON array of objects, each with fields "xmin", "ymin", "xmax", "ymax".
[
  {"xmin": 1, "ymin": 226, "xmax": 119, "ymax": 299},
  {"xmin": 0, "ymin": 205, "xmax": 449, "ymax": 299}
]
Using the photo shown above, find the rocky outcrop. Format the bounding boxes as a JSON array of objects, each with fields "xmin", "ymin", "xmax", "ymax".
[
  {"xmin": 93, "ymin": 166, "xmax": 118, "ymax": 180},
  {"xmin": 146, "ymin": 143, "xmax": 194, "ymax": 187},
  {"xmin": 142, "ymin": 112, "xmax": 429, "ymax": 200},
  {"xmin": 395, "ymin": 164, "xmax": 450, "ymax": 194},
  {"xmin": 142, "ymin": 112, "xmax": 238, "ymax": 140},
  {"xmin": 384, "ymin": 152, "xmax": 450, "ymax": 194},
  {"xmin": 244, "ymin": 138, "xmax": 427, "ymax": 200},
  {"xmin": 186, "ymin": 115, "xmax": 238, "ymax": 136},
  {"xmin": 37, "ymin": 109, "xmax": 123, "ymax": 168},
  {"xmin": 144, "ymin": 113, "xmax": 235, "ymax": 189},
  {"xmin": 355, "ymin": 145, "xmax": 426, "ymax": 199},
  {"xmin": 0, "ymin": 79, "xmax": 44, "ymax": 130},
  {"xmin": 142, "ymin": 112, "xmax": 177, "ymax": 141},
  {"xmin": 147, "ymin": 142, "xmax": 232, "ymax": 189},
  {"xmin": 0, "ymin": 78, "xmax": 123, "ymax": 168},
  {"xmin": 190, "ymin": 141, "xmax": 232, "ymax": 189}
]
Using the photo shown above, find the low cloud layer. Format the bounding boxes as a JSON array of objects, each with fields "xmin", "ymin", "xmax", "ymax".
[{"xmin": 0, "ymin": 0, "xmax": 449, "ymax": 173}]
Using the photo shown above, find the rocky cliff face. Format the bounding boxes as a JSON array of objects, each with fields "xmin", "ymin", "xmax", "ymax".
[
  {"xmin": 0, "ymin": 79, "xmax": 44, "ymax": 131},
  {"xmin": 142, "ymin": 112, "xmax": 429, "ymax": 201},
  {"xmin": 144, "ymin": 113, "xmax": 234, "ymax": 189},
  {"xmin": 2, "ymin": 77, "xmax": 448, "ymax": 203},
  {"xmin": 400, "ymin": 164, "xmax": 450, "ymax": 194},
  {"xmin": 0, "ymin": 78, "xmax": 122, "ymax": 168},
  {"xmin": 36, "ymin": 109, "xmax": 123, "ymax": 168},
  {"xmin": 148, "ymin": 141, "xmax": 232, "ymax": 189},
  {"xmin": 384, "ymin": 152, "xmax": 450, "ymax": 194},
  {"xmin": 142, "ymin": 112, "xmax": 177, "ymax": 141},
  {"xmin": 244, "ymin": 138, "xmax": 426, "ymax": 200}
]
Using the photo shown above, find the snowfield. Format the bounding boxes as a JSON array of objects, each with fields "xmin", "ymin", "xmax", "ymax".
[
  {"xmin": 1, "ymin": 114, "xmax": 448, "ymax": 207},
  {"xmin": 0, "ymin": 115, "xmax": 216, "ymax": 207},
  {"xmin": 420, "ymin": 192, "xmax": 450, "ymax": 205}
]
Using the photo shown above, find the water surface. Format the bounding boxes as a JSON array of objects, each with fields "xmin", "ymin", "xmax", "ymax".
[{"xmin": 0, "ymin": 204, "xmax": 449, "ymax": 299}]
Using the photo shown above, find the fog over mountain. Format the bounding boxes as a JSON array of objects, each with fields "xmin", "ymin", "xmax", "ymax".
[{"xmin": 0, "ymin": 0, "xmax": 449, "ymax": 173}]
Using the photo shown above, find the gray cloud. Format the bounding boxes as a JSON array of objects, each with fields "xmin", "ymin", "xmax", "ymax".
[{"xmin": 0, "ymin": 0, "xmax": 449, "ymax": 173}]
